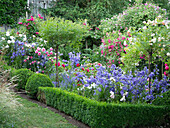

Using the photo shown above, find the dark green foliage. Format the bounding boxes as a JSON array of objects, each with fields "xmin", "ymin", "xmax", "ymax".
[
  {"xmin": 25, "ymin": 74, "xmax": 53, "ymax": 98},
  {"xmin": 13, "ymin": 68, "xmax": 34, "ymax": 90},
  {"xmin": 0, "ymin": 0, "xmax": 28, "ymax": 26},
  {"xmin": 38, "ymin": 87, "xmax": 169, "ymax": 128},
  {"xmin": 152, "ymin": 90, "xmax": 170, "ymax": 106}
]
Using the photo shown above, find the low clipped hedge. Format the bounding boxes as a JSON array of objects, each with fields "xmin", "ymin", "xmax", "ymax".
[
  {"xmin": 25, "ymin": 73, "xmax": 54, "ymax": 99},
  {"xmin": 13, "ymin": 68, "xmax": 34, "ymax": 90},
  {"xmin": 38, "ymin": 87, "xmax": 169, "ymax": 128}
]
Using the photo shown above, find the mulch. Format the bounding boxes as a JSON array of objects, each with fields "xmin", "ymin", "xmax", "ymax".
[{"xmin": 12, "ymin": 87, "xmax": 90, "ymax": 128}]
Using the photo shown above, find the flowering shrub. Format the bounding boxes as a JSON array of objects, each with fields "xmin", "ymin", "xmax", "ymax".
[
  {"xmin": 99, "ymin": 2, "xmax": 167, "ymax": 36},
  {"xmin": 51, "ymin": 52, "xmax": 169, "ymax": 103},
  {"xmin": 121, "ymin": 17, "xmax": 170, "ymax": 73}
]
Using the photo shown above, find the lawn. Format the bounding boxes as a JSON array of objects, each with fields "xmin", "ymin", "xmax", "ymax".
[{"xmin": 0, "ymin": 95, "xmax": 77, "ymax": 128}]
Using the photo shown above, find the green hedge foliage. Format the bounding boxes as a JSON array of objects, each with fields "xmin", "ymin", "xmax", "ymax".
[
  {"xmin": 152, "ymin": 90, "xmax": 170, "ymax": 106},
  {"xmin": 0, "ymin": 0, "xmax": 28, "ymax": 26},
  {"xmin": 38, "ymin": 87, "xmax": 169, "ymax": 128},
  {"xmin": 13, "ymin": 68, "xmax": 34, "ymax": 90},
  {"xmin": 25, "ymin": 73, "xmax": 53, "ymax": 98}
]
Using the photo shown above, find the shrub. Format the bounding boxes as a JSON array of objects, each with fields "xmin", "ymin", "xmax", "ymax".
[
  {"xmin": 152, "ymin": 90, "xmax": 170, "ymax": 106},
  {"xmin": 13, "ymin": 68, "xmax": 34, "ymax": 90},
  {"xmin": 25, "ymin": 73, "xmax": 53, "ymax": 98},
  {"xmin": 38, "ymin": 87, "xmax": 169, "ymax": 128}
]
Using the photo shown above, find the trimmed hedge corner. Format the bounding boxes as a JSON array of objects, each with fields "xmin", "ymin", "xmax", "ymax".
[
  {"xmin": 38, "ymin": 87, "xmax": 169, "ymax": 128},
  {"xmin": 25, "ymin": 73, "xmax": 54, "ymax": 98}
]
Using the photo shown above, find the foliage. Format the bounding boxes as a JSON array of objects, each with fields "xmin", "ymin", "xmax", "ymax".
[
  {"xmin": 38, "ymin": 87, "xmax": 169, "ymax": 128},
  {"xmin": 0, "ymin": 0, "xmax": 28, "ymax": 27},
  {"xmin": 121, "ymin": 17, "xmax": 170, "ymax": 73},
  {"xmin": 13, "ymin": 68, "xmax": 34, "ymax": 90},
  {"xmin": 99, "ymin": 2, "xmax": 167, "ymax": 36},
  {"xmin": 25, "ymin": 73, "xmax": 53, "ymax": 98},
  {"xmin": 152, "ymin": 90, "xmax": 170, "ymax": 106}
]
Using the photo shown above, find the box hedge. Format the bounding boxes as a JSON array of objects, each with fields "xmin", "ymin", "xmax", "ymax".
[{"xmin": 38, "ymin": 87, "xmax": 169, "ymax": 128}]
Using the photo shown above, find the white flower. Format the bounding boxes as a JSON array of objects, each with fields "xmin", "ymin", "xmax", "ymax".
[
  {"xmin": 32, "ymin": 43, "xmax": 36, "ymax": 46},
  {"xmin": 110, "ymin": 91, "xmax": 115, "ymax": 99},
  {"xmin": 5, "ymin": 45, "xmax": 9, "ymax": 48},
  {"xmin": 158, "ymin": 37, "xmax": 161, "ymax": 42},
  {"xmin": 157, "ymin": 15, "xmax": 162, "ymax": 18},
  {"xmin": 1, "ymin": 37, "xmax": 5, "ymax": 40},
  {"xmin": 151, "ymin": 33, "xmax": 155, "ymax": 37},
  {"xmin": 110, "ymin": 77, "xmax": 115, "ymax": 81},
  {"xmin": 149, "ymin": 43, "xmax": 153, "ymax": 45},
  {"xmin": 19, "ymin": 34, "xmax": 22, "ymax": 37},
  {"xmin": 11, "ymin": 40, "xmax": 15, "ymax": 43},
  {"xmin": 44, "ymin": 40, "xmax": 47, "ymax": 43},
  {"xmin": 151, "ymin": 38, "xmax": 156, "ymax": 43},
  {"xmin": 167, "ymin": 53, "xmax": 170, "ymax": 56},
  {"xmin": 6, "ymin": 31, "xmax": 10, "ymax": 36},
  {"xmin": 120, "ymin": 96, "xmax": 126, "ymax": 102},
  {"xmin": 91, "ymin": 83, "xmax": 97, "ymax": 88},
  {"xmin": 163, "ymin": 45, "xmax": 166, "ymax": 47},
  {"xmin": 25, "ymin": 43, "xmax": 31, "ymax": 48},
  {"xmin": 23, "ymin": 38, "xmax": 27, "ymax": 41},
  {"xmin": 39, "ymin": 38, "xmax": 43, "ymax": 41},
  {"xmin": 7, "ymin": 40, "xmax": 11, "ymax": 44},
  {"xmin": 143, "ymin": 26, "xmax": 147, "ymax": 30},
  {"xmin": 143, "ymin": 21, "xmax": 146, "ymax": 24},
  {"xmin": 10, "ymin": 36, "xmax": 14, "ymax": 40},
  {"xmin": 33, "ymin": 35, "xmax": 36, "ymax": 38},
  {"xmin": 123, "ymin": 41, "xmax": 127, "ymax": 46}
]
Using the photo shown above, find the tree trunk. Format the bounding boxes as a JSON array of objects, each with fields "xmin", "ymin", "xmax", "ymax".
[
  {"xmin": 56, "ymin": 45, "xmax": 59, "ymax": 87},
  {"xmin": 148, "ymin": 48, "xmax": 152, "ymax": 94}
]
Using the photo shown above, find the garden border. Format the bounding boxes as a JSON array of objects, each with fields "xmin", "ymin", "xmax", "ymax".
[{"xmin": 38, "ymin": 87, "xmax": 170, "ymax": 128}]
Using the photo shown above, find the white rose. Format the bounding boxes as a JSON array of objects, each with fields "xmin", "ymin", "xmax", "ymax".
[
  {"xmin": 1, "ymin": 37, "xmax": 5, "ymax": 40},
  {"xmin": 5, "ymin": 45, "xmax": 9, "ymax": 48},
  {"xmin": 7, "ymin": 40, "xmax": 11, "ymax": 44},
  {"xmin": 6, "ymin": 31, "xmax": 10, "ymax": 36}
]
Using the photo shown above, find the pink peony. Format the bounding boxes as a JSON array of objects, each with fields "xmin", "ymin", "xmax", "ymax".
[
  {"xmin": 165, "ymin": 66, "xmax": 169, "ymax": 70},
  {"xmin": 38, "ymin": 52, "xmax": 41, "ymax": 56},
  {"xmin": 50, "ymin": 51, "xmax": 53, "ymax": 55},
  {"xmin": 165, "ymin": 63, "xmax": 168, "ymax": 66},
  {"xmin": 86, "ymin": 69, "xmax": 90, "ymax": 72},
  {"xmin": 47, "ymin": 54, "xmax": 50, "ymax": 57},
  {"xmin": 46, "ymin": 51, "xmax": 48, "ymax": 54},
  {"xmin": 18, "ymin": 22, "xmax": 22, "ymax": 24},
  {"xmin": 108, "ymin": 39, "xmax": 111, "ymax": 43},
  {"xmin": 24, "ymin": 59, "xmax": 27, "ymax": 62},
  {"xmin": 35, "ymin": 32, "xmax": 39, "ymax": 34},
  {"xmin": 122, "ymin": 37, "xmax": 126, "ymax": 40},
  {"xmin": 42, "ymin": 48, "xmax": 46, "ymax": 52}
]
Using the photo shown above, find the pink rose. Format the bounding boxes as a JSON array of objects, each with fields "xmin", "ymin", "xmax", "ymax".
[
  {"xmin": 38, "ymin": 52, "xmax": 41, "ymax": 56},
  {"xmin": 165, "ymin": 66, "xmax": 169, "ymax": 70}
]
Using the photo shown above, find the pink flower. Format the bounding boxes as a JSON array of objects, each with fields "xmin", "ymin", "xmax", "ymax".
[
  {"xmin": 101, "ymin": 50, "xmax": 103, "ymax": 54},
  {"xmin": 38, "ymin": 52, "xmax": 41, "ymax": 56},
  {"xmin": 18, "ymin": 22, "xmax": 22, "ymax": 24},
  {"xmin": 76, "ymin": 63, "xmax": 80, "ymax": 67},
  {"xmin": 89, "ymin": 28, "xmax": 92, "ymax": 31},
  {"xmin": 96, "ymin": 27, "xmax": 99, "ymax": 30},
  {"xmin": 46, "ymin": 51, "xmax": 48, "ymax": 54},
  {"xmin": 37, "ymin": 47, "xmax": 41, "ymax": 51},
  {"xmin": 122, "ymin": 37, "xmax": 125, "ymax": 40},
  {"xmin": 42, "ymin": 71, "xmax": 44, "ymax": 73},
  {"xmin": 42, "ymin": 48, "xmax": 46, "ymax": 52},
  {"xmin": 32, "ymin": 61, "xmax": 34, "ymax": 64},
  {"xmin": 16, "ymin": 32, "xmax": 19, "ymax": 34},
  {"xmin": 50, "ymin": 51, "xmax": 53, "ymax": 55},
  {"xmin": 62, "ymin": 64, "xmax": 65, "ymax": 68},
  {"xmin": 165, "ymin": 63, "xmax": 168, "ymax": 66},
  {"xmin": 27, "ymin": 19, "xmax": 30, "ymax": 21},
  {"xmin": 82, "ymin": 67, "xmax": 85, "ymax": 71},
  {"xmin": 35, "ymin": 32, "xmax": 39, "ymax": 34},
  {"xmin": 164, "ymin": 71, "xmax": 168, "ymax": 76},
  {"xmin": 49, "ymin": 58, "xmax": 51, "ymax": 60},
  {"xmin": 86, "ymin": 69, "xmax": 90, "ymax": 72},
  {"xmin": 108, "ymin": 39, "xmax": 111, "ymax": 43},
  {"xmin": 24, "ymin": 59, "xmax": 27, "ymax": 62},
  {"xmin": 47, "ymin": 54, "xmax": 50, "ymax": 57},
  {"xmin": 29, "ymin": 63, "xmax": 31, "ymax": 65},
  {"xmin": 30, "ymin": 56, "xmax": 33, "ymax": 59},
  {"xmin": 35, "ymin": 50, "xmax": 38, "ymax": 54},
  {"xmin": 128, "ymin": 34, "xmax": 131, "ymax": 37},
  {"xmin": 165, "ymin": 66, "xmax": 169, "ymax": 70},
  {"xmin": 34, "ymin": 61, "xmax": 36, "ymax": 63},
  {"xmin": 83, "ymin": 23, "xmax": 86, "ymax": 25}
]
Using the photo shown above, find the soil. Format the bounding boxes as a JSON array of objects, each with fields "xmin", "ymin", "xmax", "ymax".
[{"xmin": 12, "ymin": 87, "xmax": 90, "ymax": 128}]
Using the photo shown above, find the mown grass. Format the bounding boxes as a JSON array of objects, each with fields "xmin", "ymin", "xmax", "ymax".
[
  {"xmin": 0, "ymin": 95, "xmax": 77, "ymax": 128},
  {"xmin": 0, "ymin": 64, "xmax": 77, "ymax": 128}
]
